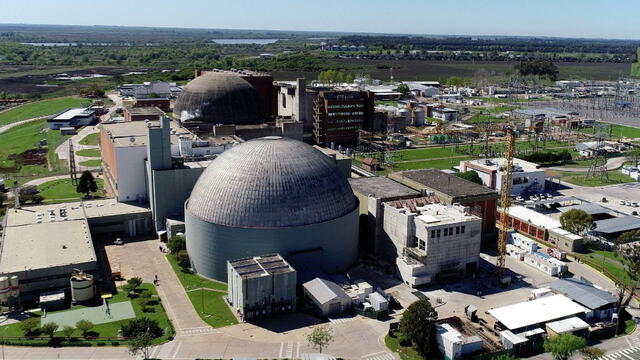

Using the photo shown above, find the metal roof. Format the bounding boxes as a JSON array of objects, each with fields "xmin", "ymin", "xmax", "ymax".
[
  {"xmin": 488, "ymin": 294, "xmax": 587, "ymax": 330},
  {"xmin": 391, "ymin": 169, "xmax": 498, "ymax": 200},
  {"xmin": 548, "ymin": 279, "xmax": 616, "ymax": 310},
  {"xmin": 228, "ymin": 254, "xmax": 295, "ymax": 280},
  {"xmin": 302, "ymin": 278, "xmax": 350, "ymax": 305},
  {"xmin": 558, "ymin": 203, "xmax": 612, "ymax": 216},
  {"xmin": 595, "ymin": 215, "xmax": 640, "ymax": 234},
  {"xmin": 348, "ymin": 176, "xmax": 418, "ymax": 200}
]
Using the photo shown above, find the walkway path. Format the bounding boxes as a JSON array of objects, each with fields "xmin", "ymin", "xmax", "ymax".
[
  {"xmin": 55, "ymin": 125, "xmax": 101, "ymax": 171},
  {"xmin": 0, "ymin": 116, "xmax": 45, "ymax": 135}
]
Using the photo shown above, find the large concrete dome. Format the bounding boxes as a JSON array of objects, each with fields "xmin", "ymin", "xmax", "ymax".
[
  {"xmin": 173, "ymin": 72, "xmax": 262, "ymax": 126},
  {"xmin": 184, "ymin": 136, "xmax": 360, "ymax": 280}
]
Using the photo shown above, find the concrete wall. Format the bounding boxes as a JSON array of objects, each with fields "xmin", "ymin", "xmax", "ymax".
[
  {"xmin": 114, "ymin": 146, "xmax": 148, "ymax": 202},
  {"xmin": 185, "ymin": 207, "xmax": 359, "ymax": 281},
  {"xmin": 147, "ymin": 165, "xmax": 204, "ymax": 231},
  {"xmin": 382, "ymin": 204, "xmax": 416, "ymax": 259}
]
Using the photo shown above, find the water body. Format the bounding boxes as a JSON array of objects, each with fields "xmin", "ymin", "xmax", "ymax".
[
  {"xmin": 22, "ymin": 42, "xmax": 112, "ymax": 47},
  {"xmin": 210, "ymin": 38, "xmax": 281, "ymax": 45}
]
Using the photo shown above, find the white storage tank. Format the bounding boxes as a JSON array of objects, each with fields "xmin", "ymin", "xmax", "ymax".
[
  {"xmin": 398, "ymin": 108, "xmax": 410, "ymax": 123},
  {"xmin": 70, "ymin": 271, "xmax": 95, "ymax": 303},
  {"xmin": 9, "ymin": 276, "xmax": 19, "ymax": 298},
  {"xmin": 0, "ymin": 276, "xmax": 9, "ymax": 302}
]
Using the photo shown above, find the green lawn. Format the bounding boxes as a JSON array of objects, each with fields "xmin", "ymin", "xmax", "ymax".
[
  {"xmin": 0, "ymin": 283, "xmax": 173, "ymax": 346},
  {"xmin": 187, "ymin": 289, "xmax": 238, "ymax": 328},
  {"xmin": 581, "ymin": 250, "xmax": 633, "ymax": 287},
  {"xmin": 0, "ymin": 119, "xmax": 68, "ymax": 175},
  {"xmin": 76, "ymin": 148, "xmax": 101, "ymax": 157},
  {"xmin": 78, "ymin": 133, "xmax": 100, "ymax": 146},
  {"xmin": 79, "ymin": 159, "xmax": 102, "ymax": 167},
  {"xmin": 385, "ymin": 334, "xmax": 424, "ymax": 360},
  {"xmin": 165, "ymin": 255, "xmax": 236, "ymax": 327},
  {"xmin": 0, "ymin": 97, "xmax": 87, "ymax": 126},
  {"xmin": 394, "ymin": 157, "xmax": 474, "ymax": 171},
  {"xmin": 580, "ymin": 123, "xmax": 640, "ymax": 139},
  {"xmin": 37, "ymin": 178, "xmax": 104, "ymax": 202},
  {"xmin": 561, "ymin": 171, "xmax": 636, "ymax": 187}
]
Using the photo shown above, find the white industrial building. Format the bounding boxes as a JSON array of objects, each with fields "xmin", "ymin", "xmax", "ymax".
[
  {"xmin": 383, "ymin": 200, "xmax": 482, "ymax": 286},
  {"xmin": 431, "ymin": 107, "xmax": 459, "ymax": 121},
  {"xmin": 523, "ymin": 251, "xmax": 567, "ymax": 277},
  {"xmin": 227, "ymin": 254, "xmax": 296, "ymax": 321},
  {"xmin": 622, "ymin": 165, "xmax": 640, "ymax": 181},
  {"xmin": 118, "ymin": 80, "xmax": 174, "ymax": 98},
  {"xmin": 459, "ymin": 158, "xmax": 546, "ymax": 196},
  {"xmin": 302, "ymin": 278, "xmax": 352, "ymax": 317},
  {"xmin": 48, "ymin": 108, "xmax": 96, "ymax": 129}
]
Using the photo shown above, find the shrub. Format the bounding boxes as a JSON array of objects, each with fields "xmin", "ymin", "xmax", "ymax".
[
  {"xmin": 19, "ymin": 318, "xmax": 40, "ymax": 336},
  {"xmin": 167, "ymin": 235, "xmax": 186, "ymax": 253},
  {"xmin": 75, "ymin": 320, "xmax": 94, "ymax": 336},
  {"xmin": 121, "ymin": 317, "xmax": 163, "ymax": 339},
  {"xmin": 175, "ymin": 250, "xmax": 190, "ymax": 270}
]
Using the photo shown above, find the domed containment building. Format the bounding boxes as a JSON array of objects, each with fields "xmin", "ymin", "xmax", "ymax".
[
  {"xmin": 184, "ymin": 136, "xmax": 360, "ymax": 281},
  {"xmin": 173, "ymin": 72, "xmax": 264, "ymax": 128}
]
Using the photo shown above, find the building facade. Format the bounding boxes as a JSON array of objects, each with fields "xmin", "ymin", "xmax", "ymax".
[{"xmin": 313, "ymin": 90, "xmax": 374, "ymax": 146}]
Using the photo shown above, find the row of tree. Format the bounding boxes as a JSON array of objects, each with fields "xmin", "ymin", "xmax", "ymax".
[{"xmin": 520, "ymin": 150, "xmax": 572, "ymax": 165}]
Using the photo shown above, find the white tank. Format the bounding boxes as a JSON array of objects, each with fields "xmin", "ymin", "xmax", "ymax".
[
  {"xmin": 0, "ymin": 276, "xmax": 9, "ymax": 302},
  {"xmin": 70, "ymin": 272, "xmax": 95, "ymax": 303},
  {"xmin": 9, "ymin": 275, "xmax": 19, "ymax": 297},
  {"xmin": 178, "ymin": 136, "xmax": 193, "ymax": 157},
  {"xmin": 398, "ymin": 108, "xmax": 410, "ymax": 122},
  {"xmin": 414, "ymin": 108, "xmax": 425, "ymax": 126}
]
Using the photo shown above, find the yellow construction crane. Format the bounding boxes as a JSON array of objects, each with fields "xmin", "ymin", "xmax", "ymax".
[{"xmin": 497, "ymin": 127, "xmax": 515, "ymax": 285}]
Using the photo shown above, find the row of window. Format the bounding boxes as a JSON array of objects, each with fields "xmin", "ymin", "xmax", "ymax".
[
  {"xmin": 328, "ymin": 126, "xmax": 361, "ymax": 131},
  {"xmin": 328, "ymin": 111, "xmax": 364, "ymax": 117},
  {"xmin": 430, "ymin": 225, "xmax": 466, "ymax": 239},
  {"xmin": 330, "ymin": 119, "xmax": 361, "ymax": 124},
  {"xmin": 327, "ymin": 104, "xmax": 364, "ymax": 109}
]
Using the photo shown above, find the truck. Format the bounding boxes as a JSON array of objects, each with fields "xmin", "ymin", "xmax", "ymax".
[{"xmin": 547, "ymin": 247, "xmax": 567, "ymax": 261}]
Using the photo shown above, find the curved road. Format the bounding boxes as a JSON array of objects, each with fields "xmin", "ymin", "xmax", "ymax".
[{"xmin": 0, "ymin": 116, "xmax": 46, "ymax": 135}]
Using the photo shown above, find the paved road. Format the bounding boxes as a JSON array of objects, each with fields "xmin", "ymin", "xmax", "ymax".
[
  {"xmin": 0, "ymin": 116, "xmax": 46, "ymax": 135},
  {"xmin": 550, "ymin": 156, "xmax": 628, "ymax": 173}
]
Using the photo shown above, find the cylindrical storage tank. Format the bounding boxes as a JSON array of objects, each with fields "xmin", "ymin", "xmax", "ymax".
[
  {"xmin": 398, "ymin": 108, "xmax": 410, "ymax": 124},
  {"xmin": 9, "ymin": 275, "xmax": 19, "ymax": 297},
  {"xmin": 0, "ymin": 276, "xmax": 9, "ymax": 302},
  {"xmin": 70, "ymin": 273, "xmax": 95, "ymax": 302},
  {"xmin": 414, "ymin": 108, "xmax": 425, "ymax": 126}
]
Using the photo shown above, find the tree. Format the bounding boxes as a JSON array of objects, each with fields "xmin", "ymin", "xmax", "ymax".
[
  {"xmin": 175, "ymin": 250, "xmax": 191, "ymax": 270},
  {"xmin": 617, "ymin": 230, "xmax": 640, "ymax": 245},
  {"xmin": 625, "ymin": 148, "xmax": 640, "ymax": 167},
  {"xmin": 41, "ymin": 322, "xmax": 59, "ymax": 339},
  {"xmin": 515, "ymin": 60, "xmax": 559, "ymax": 81},
  {"xmin": 19, "ymin": 318, "xmax": 40, "ymax": 336},
  {"xmin": 543, "ymin": 334, "xmax": 586, "ymax": 360},
  {"xmin": 127, "ymin": 332, "xmax": 154, "ymax": 359},
  {"xmin": 121, "ymin": 317, "xmax": 163, "ymax": 339},
  {"xmin": 455, "ymin": 171, "xmax": 483, "ymax": 185},
  {"xmin": 559, "ymin": 209, "xmax": 594, "ymax": 235},
  {"xmin": 395, "ymin": 83, "xmax": 410, "ymax": 95},
  {"xmin": 76, "ymin": 320, "xmax": 94, "ymax": 336},
  {"xmin": 617, "ymin": 243, "xmax": 640, "ymax": 320},
  {"xmin": 306, "ymin": 325, "xmax": 333, "ymax": 353},
  {"xmin": 124, "ymin": 276, "xmax": 143, "ymax": 295},
  {"xmin": 167, "ymin": 235, "xmax": 186, "ymax": 253},
  {"xmin": 580, "ymin": 347, "xmax": 605, "ymax": 360},
  {"xmin": 62, "ymin": 325, "xmax": 75, "ymax": 340},
  {"xmin": 76, "ymin": 171, "xmax": 98, "ymax": 198},
  {"xmin": 491, "ymin": 355, "xmax": 518, "ymax": 360},
  {"xmin": 400, "ymin": 299, "xmax": 439, "ymax": 357},
  {"xmin": 445, "ymin": 76, "xmax": 467, "ymax": 87}
]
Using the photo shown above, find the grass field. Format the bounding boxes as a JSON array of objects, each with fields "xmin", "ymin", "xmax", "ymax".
[
  {"xmin": 580, "ymin": 123, "xmax": 640, "ymax": 139},
  {"xmin": 37, "ymin": 178, "xmax": 104, "ymax": 202},
  {"xmin": 76, "ymin": 148, "xmax": 101, "ymax": 157},
  {"xmin": 394, "ymin": 157, "xmax": 474, "ymax": 171},
  {"xmin": 561, "ymin": 171, "xmax": 635, "ymax": 187},
  {"xmin": 0, "ymin": 283, "xmax": 173, "ymax": 346},
  {"xmin": 165, "ymin": 255, "xmax": 236, "ymax": 328},
  {"xmin": 0, "ymin": 97, "xmax": 87, "ymax": 126},
  {"xmin": 0, "ymin": 119, "xmax": 67, "ymax": 175},
  {"xmin": 79, "ymin": 159, "xmax": 102, "ymax": 167},
  {"xmin": 78, "ymin": 133, "xmax": 100, "ymax": 146},
  {"xmin": 582, "ymin": 250, "xmax": 632, "ymax": 287},
  {"xmin": 385, "ymin": 334, "xmax": 423, "ymax": 360}
]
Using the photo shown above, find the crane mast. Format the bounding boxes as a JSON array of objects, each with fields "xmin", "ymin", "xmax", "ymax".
[{"xmin": 497, "ymin": 127, "xmax": 515, "ymax": 283}]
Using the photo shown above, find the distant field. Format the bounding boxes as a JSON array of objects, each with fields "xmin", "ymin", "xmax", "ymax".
[
  {"xmin": 273, "ymin": 59, "xmax": 632, "ymax": 82},
  {"xmin": 0, "ymin": 119, "xmax": 67, "ymax": 175},
  {"xmin": 580, "ymin": 123, "xmax": 640, "ymax": 139},
  {"xmin": 0, "ymin": 97, "xmax": 87, "ymax": 126}
]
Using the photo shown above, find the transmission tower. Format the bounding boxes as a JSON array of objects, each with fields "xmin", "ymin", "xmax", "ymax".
[
  {"xmin": 69, "ymin": 140, "xmax": 78, "ymax": 185},
  {"xmin": 586, "ymin": 123, "xmax": 611, "ymax": 181}
]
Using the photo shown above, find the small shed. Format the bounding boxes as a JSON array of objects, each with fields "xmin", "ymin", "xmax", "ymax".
[
  {"xmin": 545, "ymin": 316, "xmax": 589, "ymax": 337},
  {"xmin": 303, "ymin": 278, "xmax": 351, "ymax": 317},
  {"xmin": 39, "ymin": 290, "xmax": 66, "ymax": 312},
  {"xmin": 361, "ymin": 157, "xmax": 380, "ymax": 172}
]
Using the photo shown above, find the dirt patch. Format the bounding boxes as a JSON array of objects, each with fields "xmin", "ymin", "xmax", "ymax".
[{"xmin": 9, "ymin": 148, "xmax": 48, "ymax": 166}]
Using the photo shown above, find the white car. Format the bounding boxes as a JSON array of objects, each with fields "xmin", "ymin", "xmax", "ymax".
[
  {"xmin": 626, "ymin": 200, "xmax": 633, "ymax": 206},
  {"xmin": 633, "ymin": 202, "xmax": 639, "ymax": 208},
  {"xmin": 114, "ymin": 238, "xmax": 124, "ymax": 245},
  {"xmin": 620, "ymin": 200, "xmax": 626, "ymax": 205},
  {"xmin": 515, "ymin": 196, "xmax": 524, "ymax": 202}
]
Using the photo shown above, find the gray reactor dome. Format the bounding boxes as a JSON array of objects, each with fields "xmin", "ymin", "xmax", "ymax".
[
  {"xmin": 185, "ymin": 136, "xmax": 360, "ymax": 281},
  {"xmin": 173, "ymin": 72, "xmax": 263, "ymax": 125}
]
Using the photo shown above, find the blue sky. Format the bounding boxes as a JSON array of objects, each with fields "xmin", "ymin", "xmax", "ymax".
[{"xmin": 1, "ymin": 0, "xmax": 638, "ymax": 40}]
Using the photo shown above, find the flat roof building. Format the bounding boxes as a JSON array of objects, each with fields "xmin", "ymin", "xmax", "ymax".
[
  {"xmin": 227, "ymin": 254, "xmax": 296, "ymax": 321},
  {"xmin": 459, "ymin": 158, "xmax": 546, "ymax": 196},
  {"xmin": 124, "ymin": 106, "xmax": 165, "ymax": 122},
  {"xmin": 390, "ymin": 169, "xmax": 499, "ymax": 243},
  {"xmin": 549, "ymin": 278, "xmax": 617, "ymax": 321},
  {"xmin": 489, "ymin": 294, "xmax": 588, "ymax": 332},
  {"xmin": 48, "ymin": 108, "xmax": 96, "ymax": 129}
]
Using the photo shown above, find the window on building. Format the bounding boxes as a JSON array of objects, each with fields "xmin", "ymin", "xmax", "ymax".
[
  {"xmin": 418, "ymin": 239, "xmax": 425, "ymax": 251},
  {"xmin": 431, "ymin": 230, "xmax": 436, "ymax": 238},
  {"xmin": 456, "ymin": 226, "xmax": 460, "ymax": 234},
  {"xmin": 282, "ymin": 93, "xmax": 287, "ymax": 108},
  {"xmin": 449, "ymin": 227, "xmax": 453, "ymax": 235},
  {"xmin": 444, "ymin": 228, "xmax": 448, "ymax": 236},
  {"xmin": 436, "ymin": 229, "xmax": 441, "ymax": 237},
  {"xmin": 461, "ymin": 226, "xmax": 465, "ymax": 234}
]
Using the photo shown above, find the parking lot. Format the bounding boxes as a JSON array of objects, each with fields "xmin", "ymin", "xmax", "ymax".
[{"xmin": 560, "ymin": 182, "xmax": 640, "ymax": 215}]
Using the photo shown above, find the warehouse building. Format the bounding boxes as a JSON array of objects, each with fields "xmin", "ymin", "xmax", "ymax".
[
  {"xmin": 184, "ymin": 136, "xmax": 360, "ymax": 281},
  {"xmin": 124, "ymin": 106, "xmax": 165, "ymax": 122},
  {"xmin": 0, "ymin": 199, "xmax": 150, "ymax": 301},
  {"xmin": 227, "ymin": 254, "xmax": 296, "ymax": 321},
  {"xmin": 48, "ymin": 108, "xmax": 96, "ymax": 129},
  {"xmin": 389, "ymin": 169, "xmax": 499, "ymax": 243},
  {"xmin": 548, "ymin": 279, "xmax": 617, "ymax": 321},
  {"xmin": 593, "ymin": 215, "xmax": 640, "ymax": 240},
  {"xmin": 302, "ymin": 278, "xmax": 352, "ymax": 317},
  {"xmin": 459, "ymin": 158, "xmax": 547, "ymax": 196}
]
